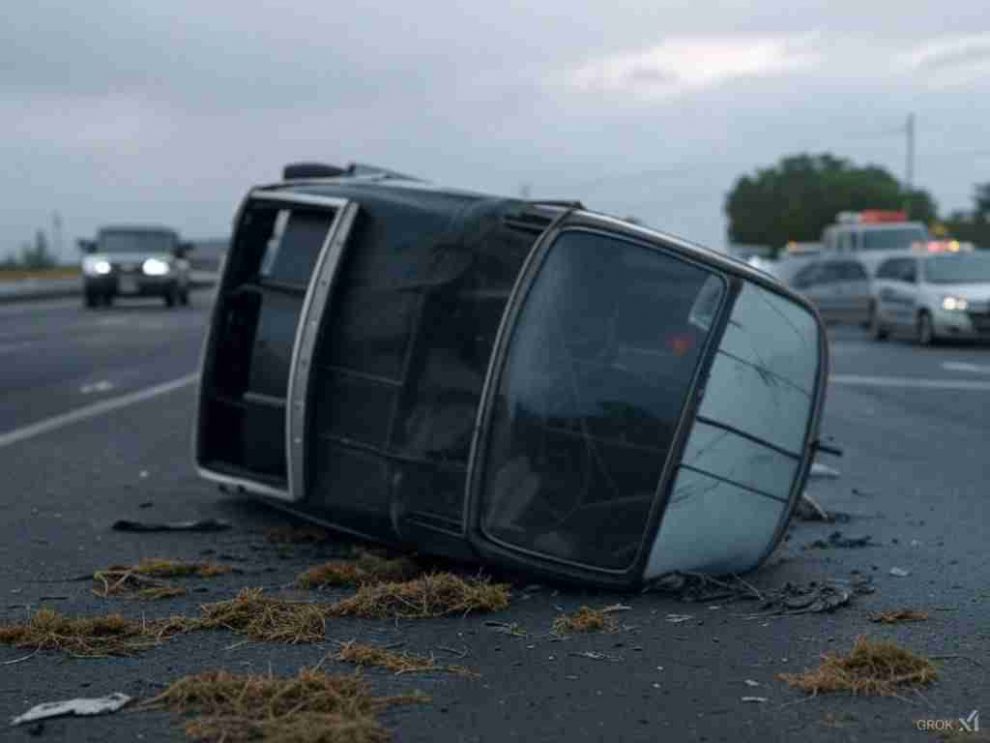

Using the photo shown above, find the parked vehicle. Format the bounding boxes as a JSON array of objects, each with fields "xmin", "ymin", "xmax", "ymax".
[
  {"xmin": 77, "ymin": 226, "xmax": 192, "ymax": 308},
  {"xmin": 869, "ymin": 249, "xmax": 990, "ymax": 344},
  {"xmin": 788, "ymin": 256, "xmax": 872, "ymax": 326},
  {"xmin": 193, "ymin": 162, "xmax": 828, "ymax": 589}
]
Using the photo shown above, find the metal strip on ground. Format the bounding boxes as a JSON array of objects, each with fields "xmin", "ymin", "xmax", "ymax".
[{"xmin": 0, "ymin": 373, "xmax": 198, "ymax": 450}]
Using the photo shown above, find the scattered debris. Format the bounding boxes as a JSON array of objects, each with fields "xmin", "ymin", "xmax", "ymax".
[
  {"xmin": 568, "ymin": 651, "xmax": 622, "ymax": 662},
  {"xmin": 805, "ymin": 531, "xmax": 875, "ymax": 550},
  {"xmin": 810, "ymin": 463, "xmax": 841, "ymax": 479},
  {"xmin": 329, "ymin": 574, "xmax": 510, "ymax": 620},
  {"xmin": 664, "ymin": 614, "xmax": 694, "ymax": 624},
  {"xmin": 744, "ymin": 679, "xmax": 761, "ymax": 687},
  {"xmin": 140, "ymin": 667, "xmax": 425, "ymax": 743},
  {"xmin": 869, "ymin": 609, "xmax": 930, "ymax": 624},
  {"xmin": 297, "ymin": 552, "xmax": 419, "ymax": 589},
  {"xmin": 889, "ymin": 567, "xmax": 911, "ymax": 578},
  {"xmin": 779, "ymin": 636, "xmax": 937, "ymax": 696},
  {"xmin": 0, "ymin": 608, "xmax": 170, "ymax": 657},
  {"xmin": 112, "ymin": 518, "xmax": 231, "ymax": 533},
  {"xmin": 187, "ymin": 588, "xmax": 331, "ymax": 644},
  {"xmin": 794, "ymin": 494, "xmax": 851, "ymax": 523},
  {"xmin": 651, "ymin": 573, "xmax": 873, "ymax": 616},
  {"xmin": 741, "ymin": 696, "xmax": 768, "ymax": 703},
  {"xmin": 264, "ymin": 525, "xmax": 333, "ymax": 544},
  {"xmin": 484, "ymin": 621, "xmax": 527, "ymax": 637},
  {"xmin": 93, "ymin": 559, "xmax": 232, "ymax": 600},
  {"xmin": 11, "ymin": 693, "xmax": 131, "ymax": 726},
  {"xmin": 331, "ymin": 640, "xmax": 473, "ymax": 676},
  {"xmin": 552, "ymin": 606, "xmax": 619, "ymax": 635}
]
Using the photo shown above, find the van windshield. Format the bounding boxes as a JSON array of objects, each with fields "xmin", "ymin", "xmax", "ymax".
[{"xmin": 860, "ymin": 227, "xmax": 928, "ymax": 251}]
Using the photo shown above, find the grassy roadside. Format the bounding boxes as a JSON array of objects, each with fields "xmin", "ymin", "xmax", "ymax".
[{"xmin": 0, "ymin": 267, "xmax": 80, "ymax": 282}]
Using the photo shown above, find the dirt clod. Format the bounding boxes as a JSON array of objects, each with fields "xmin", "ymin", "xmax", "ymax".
[
  {"xmin": 0, "ymin": 607, "xmax": 167, "ymax": 657},
  {"xmin": 779, "ymin": 636, "xmax": 938, "ymax": 696},
  {"xmin": 189, "ymin": 588, "xmax": 331, "ymax": 644},
  {"xmin": 869, "ymin": 609, "xmax": 930, "ymax": 624},
  {"xmin": 297, "ymin": 552, "xmax": 419, "ymax": 589},
  {"xmin": 141, "ymin": 667, "xmax": 425, "ymax": 743},
  {"xmin": 329, "ymin": 574, "xmax": 510, "ymax": 619},
  {"xmin": 552, "ymin": 606, "xmax": 619, "ymax": 635}
]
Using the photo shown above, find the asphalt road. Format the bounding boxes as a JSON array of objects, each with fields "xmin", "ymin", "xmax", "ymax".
[{"xmin": 0, "ymin": 298, "xmax": 987, "ymax": 742}]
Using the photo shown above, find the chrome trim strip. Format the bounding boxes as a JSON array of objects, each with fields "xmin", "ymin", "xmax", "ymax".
[
  {"xmin": 286, "ymin": 201, "xmax": 359, "ymax": 502},
  {"xmin": 249, "ymin": 190, "xmax": 351, "ymax": 210}
]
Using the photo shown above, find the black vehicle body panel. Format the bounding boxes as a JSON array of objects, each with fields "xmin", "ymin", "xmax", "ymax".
[{"xmin": 195, "ymin": 173, "xmax": 829, "ymax": 589}]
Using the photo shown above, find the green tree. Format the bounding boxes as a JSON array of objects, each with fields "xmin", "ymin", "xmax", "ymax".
[
  {"xmin": 19, "ymin": 230, "xmax": 56, "ymax": 269},
  {"xmin": 944, "ymin": 182, "xmax": 990, "ymax": 247},
  {"xmin": 725, "ymin": 153, "xmax": 937, "ymax": 253}
]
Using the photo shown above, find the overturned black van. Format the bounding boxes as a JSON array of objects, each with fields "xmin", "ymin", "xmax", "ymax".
[{"xmin": 194, "ymin": 164, "xmax": 828, "ymax": 589}]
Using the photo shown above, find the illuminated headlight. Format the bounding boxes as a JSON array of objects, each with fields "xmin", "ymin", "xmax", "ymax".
[
  {"xmin": 941, "ymin": 296, "xmax": 969, "ymax": 311},
  {"xmin": 142, "ymin": 258, "xmax": 171, "ymax": 276},
  {"xmin": 83, "ymin": 258, "xmax": 112, "ymax": 276}
]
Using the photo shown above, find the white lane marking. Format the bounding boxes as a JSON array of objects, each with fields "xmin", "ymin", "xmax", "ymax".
[
  {"xmin": 80, "ymin": 380, "xmax": 115, "ymax": 394},
  {"xmin": 831, "ymin": 374, "xmax": 990, "ymax": 391},
  {"xmin": 0, "ymin": 373, "xmax": 198, "ymax": 450},
  {"xmin": 942, "ymin": 361, "xmax": 990, "ymax": 374}
]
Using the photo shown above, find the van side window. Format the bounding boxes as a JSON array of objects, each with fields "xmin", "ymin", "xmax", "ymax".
[
  {"xmin": 876, "ymin": 259, "xmax": 899, "ymax": 279},
  {"xmin": 900, "ymin": 260, "xmax": 918, "ymax": 283},
  {"xmin": 791, "ymin": 264, "xmax": 820, "ymax": 289},
  {"xmin": 837, "ymin": 261, "xmax": 867, "ymax": 280}
]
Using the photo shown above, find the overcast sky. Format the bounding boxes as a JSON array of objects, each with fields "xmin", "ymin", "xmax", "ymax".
[{"xmin": 3, "ymin": 1, "xmax": 990, "ymax": 261}]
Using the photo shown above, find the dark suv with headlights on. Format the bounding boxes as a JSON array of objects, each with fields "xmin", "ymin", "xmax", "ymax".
[{"xmin": 78, "ymin": 226, "xmax": 192, "ymax": 308}]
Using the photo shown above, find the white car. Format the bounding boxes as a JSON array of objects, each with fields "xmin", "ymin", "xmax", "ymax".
[{"xmin": 869, "ymin": 251, "xmax": 990, "ymax": 344}]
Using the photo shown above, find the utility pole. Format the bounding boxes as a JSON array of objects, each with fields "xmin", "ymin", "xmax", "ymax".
[
  {"xmin": 903, "ymin": 113, "xmax": 915, "ymax": 215},
  {"xmin": 52, "ymin": 211, "xmax": 63, "ymax": 265}
]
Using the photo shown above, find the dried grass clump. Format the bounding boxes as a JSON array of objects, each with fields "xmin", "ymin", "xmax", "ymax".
[
  {"xmin": 93, "ymin": 558, "xmax": 232, "ymax": 600},
  {"xmin": 191, "ymin": 588, "xmax": 331, "ymax": 643},
  {"xmin": 552, "ymin": 606, "xmax": 618, "ymax": 635},
  {"xmin": 331, "ymin": 640, "xmax": 475, "ymax": 677},
  {"xmin": 297, "ymin": 552, "xmax": 420, "ymax": 589},
  {"xmin": 142, "ymin": 667, "xmax": 424, "ymax": 743},
  {"xmin": 265, "ymin": 525, "xmax": 333, "ymax": 544},
  {"xmin": 329, "ymin": 573, "xmax": 510, "ymax": 620},
  {"xmin": 0, "ymin": 607, "xmax": 164, "ymax": 657},
  {"xmin": 779, "ymin": 636, "xmax": 938, "ymax": 696},
  {"xmin": 869, "ymin": 609, "xmax": 930, "ymax": 624}
]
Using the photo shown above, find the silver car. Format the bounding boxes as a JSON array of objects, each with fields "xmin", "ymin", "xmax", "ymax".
[
  {"xmin": 78, "ymin": 226, "xmax": 192, "ymax": 308},
  {"xmin": 787, "ymin": 256, "xmax": 872, "ymax": 326},
  {"xmin": 870, "ymin": 251, "xmax": 990, "ymax": 344}
]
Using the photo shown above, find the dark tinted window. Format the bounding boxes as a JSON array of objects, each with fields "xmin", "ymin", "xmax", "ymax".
[
  {"xmin": 479, "ymin": 230, "xmax": 725, "ymax": 569},
  {"xmin": 98, "ymin": 230, "xmax": 177, "ymax": 254},
  {"xmin": 861, "ymin": 227, "xmax": 927, "ymax": 251},
  {"xmin": 259, "ymin": 208, "xmax": 336, "ymax": 286},
  {"xmin": 876, "ymin": 259, "xmax": 901, "ymax": 279},
  {"xmin": 836, "ymin": 261, "xmax": 868, "ymax": 280},
  {"xmin": 792, "ymin": 264, "xmax": 820, "ymax": 288},
  {"xmin": 817, "ymin": 263, "xmax": 843, "ymax": 283}
]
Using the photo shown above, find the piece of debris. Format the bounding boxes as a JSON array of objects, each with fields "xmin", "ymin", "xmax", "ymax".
[
  {"xmin": 92, "ymin": 559, "xmax": 232, "ymax": 600},
  {"xmin": 741, "ymin": 696, "xmax": 768, "ymax": 703},
  {"xmin": 484, "ymin": 621, "xmax": 527, "ymax": 637},
  {"xmin": 187, "ymin": 588, "xmax": 331, "ymax": 644},
  {"xmin": 11, "ymin": 693, "xmax": 131, "ymax": 726},
  {"xmin": 552, "ymin": 606, "xmax": 619, "ymax": 635},
  {"xmin": 568, "ymin": 651, "xmax": 622, "ymax": 662},
  {"xmin": 869, "ymin": 609, "xmax": 929, "ymax": 624},
  {"xmin": 810, "ymin": 463, "xmax": 841, "ymax": 479},
  {"xmin": 664, "ymin": 614, "xmax": 694, "ymax": 624},
  {"xmin": 331, "ymin": 640, "xmax": 473, "ymax": 676},
  {"xmin": 297, "ymin": 552, "xmax": 419, "ymax": 589},
  {"xmin": 329, "ymin": 574, "xmax": 510, "ymax": 620},
  {"xmin": 805, "ymin": 531, "xmax": 875, "ymax": 550},
  {"xmin": 263, "ymin": 525, "xmax": 333, "ymax": 544},
  {"xmin": 779, "ymin": 636, "xmax": 937, "ymax": 696},
  {"xmin": 140, "ymin": 667, "xmax": 425, "ymax": 742},
  {"xmin": 794, "ymin": 494, "xmax": 850, "ymax": 523},
  {"xmin": 112, "ymin": 518, "xmax": 231, "ymax": 533},
  {"xmin": 889, "ymin": 567, "xmax": 911, "ymax": 578},
  {"xmin": 744, "ymin": 679, "xmax": 761, "ymax": 687},
  {"xmin": 0, "ymin": 608, "xmax": 172, "ymax": 657}
]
